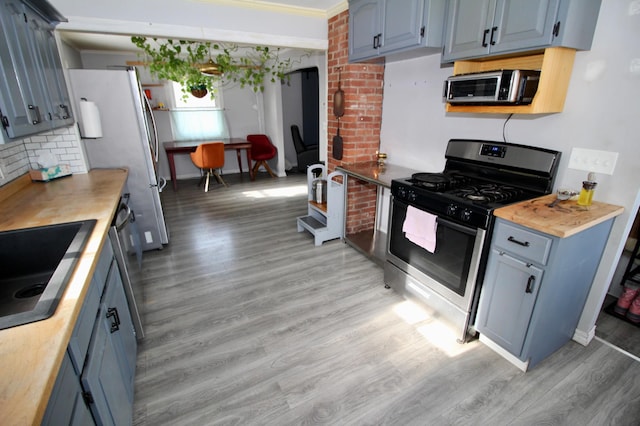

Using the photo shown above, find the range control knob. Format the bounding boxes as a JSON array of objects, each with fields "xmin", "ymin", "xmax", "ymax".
[
  {"xmin": 407, "ymin": 191, "xmax": 417, "ymax": 202},
  {"xmin": 460, "ymin": 209, "xmax": 472, "ymax": 222},
  {"xmin": 446, "ymin": 204, "xmax": 458, "ymax": 216},
  {"xmin": 397, "ymin": 186, "xmax": 407, "ymax": 199}
]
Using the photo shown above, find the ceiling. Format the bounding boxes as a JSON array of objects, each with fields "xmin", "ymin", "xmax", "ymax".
[{"xmin": 58, "ymin": 0, "xmax": 345, "ymax": 53}]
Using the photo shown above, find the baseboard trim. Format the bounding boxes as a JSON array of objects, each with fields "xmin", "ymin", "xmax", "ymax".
[
  {"xmin": 479, "ymin": 334, "xmax": 529, "ymax": 372},
  {"xmin": 594, "ymin": 336, "xmax": 640, "ymax": 362},
  {"xmin": 572, "ymin": 325, "xmax": 596, "ymax": 346}
]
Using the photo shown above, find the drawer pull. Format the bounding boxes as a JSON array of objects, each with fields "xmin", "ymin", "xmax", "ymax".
[
  {"xmin": 525, "ymin": 275, "xmax": 536, "ymax": 294},
  {"xmin": 507, "ymin": 236, "xmax": 530, "ymax": 247}
]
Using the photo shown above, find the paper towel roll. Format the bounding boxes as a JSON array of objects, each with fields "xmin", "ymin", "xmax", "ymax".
[{"xmin": 78, "ymin": 99, "xmax": 103, "ymax": 138}]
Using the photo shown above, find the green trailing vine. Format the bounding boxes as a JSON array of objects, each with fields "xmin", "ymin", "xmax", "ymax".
[{"xmin": 131, "ymin": 37, "xmax": 293, "ymax": 101}]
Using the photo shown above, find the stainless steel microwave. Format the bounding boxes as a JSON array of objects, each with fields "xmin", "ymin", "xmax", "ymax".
[{"xmin": 443, "ymin": 69, "xmax": 541, "ymax": 105}]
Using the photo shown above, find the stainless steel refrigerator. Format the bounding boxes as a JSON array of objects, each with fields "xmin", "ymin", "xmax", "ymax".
[{"xmin": 68, "ymin": 68, "xmax": 169, "ymax": 252}]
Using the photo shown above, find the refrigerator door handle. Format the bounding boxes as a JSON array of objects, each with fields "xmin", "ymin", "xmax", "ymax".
[{"xmin": 143, "ymin": 94, "xmax": 159, "ymax": 163}]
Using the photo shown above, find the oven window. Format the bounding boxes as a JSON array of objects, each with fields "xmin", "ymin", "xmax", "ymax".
[{"xmin": 389, "ymin": 200, "xmax": 476, "ymax": 297}]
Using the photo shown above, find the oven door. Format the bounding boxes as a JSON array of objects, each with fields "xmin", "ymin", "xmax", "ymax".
[{"xmin": 386, "ymin": 197, "xmax": 486, "ymax": 313}]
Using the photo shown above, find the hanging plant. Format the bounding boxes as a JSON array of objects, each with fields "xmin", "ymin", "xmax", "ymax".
[{"xmin": 131, "ymin": 36, "xmax": 293, "ymax": 101}]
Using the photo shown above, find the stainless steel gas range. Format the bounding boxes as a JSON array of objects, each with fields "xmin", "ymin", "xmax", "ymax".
[{"xmin": 384, "ymin": 139, "xmax": 561, "ymax": 343}]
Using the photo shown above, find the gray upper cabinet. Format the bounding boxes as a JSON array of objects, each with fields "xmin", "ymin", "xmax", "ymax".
[
  {"xmin": 349, "ymin": 0, "xmax": 380, "ymax": 61},
  {"xmin": 442, "ymin": 0, "xmax": 602, "ymax": 63},
  {"xmin": 349, "ymin": 0, "xmax": 445, "ymax": 62},
  {"xmin": 0, "ymin": 0, "xmax": 72, "ymax": 141}
]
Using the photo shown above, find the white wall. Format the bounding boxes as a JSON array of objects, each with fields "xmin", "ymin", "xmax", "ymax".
[
  {"xmin": 379, "ymin": 0, "xmax": 640, "ymax": 341},
  {"xmin": 49, "ymin": 0, "xmax": 334, "ymax": 50}
]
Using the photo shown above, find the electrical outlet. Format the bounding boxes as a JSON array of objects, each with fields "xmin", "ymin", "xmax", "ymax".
[{"xmin": 568, "ymin": 148, "xmax": 618, "ymax": 175}]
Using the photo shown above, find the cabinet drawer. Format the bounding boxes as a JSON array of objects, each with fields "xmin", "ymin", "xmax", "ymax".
[
  {"xmin": 67, "ymin": 277, "xmax": 101, "ymax": 375},
  {"xmin": 493, "ymin": 221, "xmax": 552, "ymax": 265},
  {"xmin": 92, "ymin": 239, "xmax": 114, "ymax": 295},
  {"xmin": 67, "ymin": 239, "xmax": 114, "ymax": 374}
]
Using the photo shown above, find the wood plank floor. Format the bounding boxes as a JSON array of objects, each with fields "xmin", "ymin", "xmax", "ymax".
[
  {"xmin": 596, "ymin": 295, "xmax": 640, "ymax": 358},
  {"xmin": 133, "ymin": 172, "xmax": 640, "ymax": 425}
]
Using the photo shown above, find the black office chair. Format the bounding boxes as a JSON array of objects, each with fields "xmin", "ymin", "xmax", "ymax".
[{"xmin": 291, "ymin": 125, "xmax": 319, "ymax": 172}]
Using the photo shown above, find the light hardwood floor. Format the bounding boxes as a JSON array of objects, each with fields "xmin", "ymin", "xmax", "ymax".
[{"xmin": 133, "ymin": 173, "xmax": 640, "ymax": 425}]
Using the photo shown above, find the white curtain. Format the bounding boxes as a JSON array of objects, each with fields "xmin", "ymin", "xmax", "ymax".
[{"xmin": 169, "ymin": 109, "xmax": 230, "ymax": 140}]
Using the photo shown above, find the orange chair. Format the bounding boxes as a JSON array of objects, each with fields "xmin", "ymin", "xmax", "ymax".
[
  {"xmin": 246, "ymin": 134, "xmax": 277, "ymax": 178},
  {"xmin": 190, "ymin": 142, "xmax": 227, "ymax": 192}
]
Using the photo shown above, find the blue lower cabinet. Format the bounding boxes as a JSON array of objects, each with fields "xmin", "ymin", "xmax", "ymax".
[
  {"xmin": 45, "ymin": 239, "xmax": 137, "ymax": 425},
  {"xmin": 477, "ymin": 217, "xmax": 614, "ymax": 370},
  {"xmin": 82, "ymin": 301, "xmax": 133, "ymax": 426},
  {"xmin": 42, "ymin": 351, "xmax": 94, "ymax": 426}
]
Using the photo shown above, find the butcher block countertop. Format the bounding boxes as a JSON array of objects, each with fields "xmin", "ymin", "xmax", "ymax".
[
  {"xmin": 0, "ymin": 169, "xmax": 127, "ymax": 425},
  {"xmin": 494, "ymin": 193, "xmax": 624, "ymax": 238}
]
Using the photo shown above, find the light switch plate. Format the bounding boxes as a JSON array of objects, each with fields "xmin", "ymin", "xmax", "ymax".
[{"xmin": 568, "ymin": 148, "xmax": 618, "ymax": 175}]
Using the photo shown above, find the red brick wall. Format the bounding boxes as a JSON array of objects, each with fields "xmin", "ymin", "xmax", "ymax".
[{"xmin": 327, "ymin": 11, "xmax": 384, "ymax": 235}]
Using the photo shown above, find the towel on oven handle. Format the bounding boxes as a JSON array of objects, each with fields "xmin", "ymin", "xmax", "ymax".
[{"xmin": 402, "ymin": 205, "xmax": 437, "ymax": 253}]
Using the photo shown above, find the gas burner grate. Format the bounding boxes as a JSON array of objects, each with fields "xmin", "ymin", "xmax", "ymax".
[
  {"xmin": 452, "ymin": 184, "xmax": 524, "ymax": 203},
  {"xmin": 410, "ymin": 172, "xmax": 470, "ymax": 192}
]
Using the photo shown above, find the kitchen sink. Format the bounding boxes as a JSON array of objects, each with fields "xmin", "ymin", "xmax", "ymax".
[{"xmin": 0, "ymin": 220, "xmax": 96, "ymax": 330}]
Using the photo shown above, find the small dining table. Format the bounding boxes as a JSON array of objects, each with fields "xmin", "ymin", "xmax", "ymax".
[{"xmin": 163, "ymin": 138, "xmax": 253, "ymax": 190}]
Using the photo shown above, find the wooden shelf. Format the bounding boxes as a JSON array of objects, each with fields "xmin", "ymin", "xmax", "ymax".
[
  {"xmin": 445, "ymin": 47, "xmax": 576, "ymax": 115},
  {"xmin": 309, "ymin": 200, "xmax": 327, "ymax": 213}
]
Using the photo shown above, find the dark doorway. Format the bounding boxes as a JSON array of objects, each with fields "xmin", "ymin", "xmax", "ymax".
[{"xmin": 282, "ymin": 67, "xmax": 319, "ymax": 172}]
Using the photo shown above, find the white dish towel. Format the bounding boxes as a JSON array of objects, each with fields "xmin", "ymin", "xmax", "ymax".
[{"xmin": 402, "ymin": 205, "xmax": 438, "ymax": 253}]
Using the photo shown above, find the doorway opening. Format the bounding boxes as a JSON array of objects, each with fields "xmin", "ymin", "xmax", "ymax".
[{"xmin": 282, "ymin": 67, "xmax": 319, "ymax": 173}]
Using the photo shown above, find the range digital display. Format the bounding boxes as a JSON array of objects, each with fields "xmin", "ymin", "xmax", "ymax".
[{"xmin": 481, "ymin": 144, "xmax": 506, "ymax": 158}]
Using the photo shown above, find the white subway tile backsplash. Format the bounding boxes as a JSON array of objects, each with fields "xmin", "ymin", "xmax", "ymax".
[{"xmin": 1, "ymin": 124, "xmax": 88, "ymax": 186}]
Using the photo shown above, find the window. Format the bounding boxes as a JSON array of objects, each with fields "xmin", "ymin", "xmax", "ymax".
[
  {"xmin": 168, "ymin": 81, "xmax": 222, "ymax": 109},
  {"xmin": 167, "ymin": 82, "xmax": 230, "ymax": 140}
]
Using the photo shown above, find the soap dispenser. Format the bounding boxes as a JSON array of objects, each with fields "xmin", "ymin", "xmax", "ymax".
[{"xmin": 577, "ymin": 172, "xmax": 597, "ymax": 206}]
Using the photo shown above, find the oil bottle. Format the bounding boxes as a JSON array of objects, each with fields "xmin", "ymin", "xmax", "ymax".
[{"xmin": 577, "ymin": 172, "xmax": 597, "ymax": 206}]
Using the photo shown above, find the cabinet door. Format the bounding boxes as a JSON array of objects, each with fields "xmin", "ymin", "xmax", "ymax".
[
  {"xmin": 442, "ymin": 0, "xmax": 496, "ymax": 62},
  {"xmin": 42, "ymin": 351, "xmax": 94, "ymax": 426},
  {"xmin": 28, "ymin": 12, "xmax": 73, "ymax": 127},
  {"xmin": 348, "ymin": 0, "xmax": 382, "ymax": 61},
  {"xmin": 82, "ymin": 306, "xmax": 133, "ymax": 426},
  {"xmin": 491, "ymin": 0, "xmax": 560, "ymax": 55},
  {"xmin": 378, "ymin": 0, "xmax": 425, "ymax": 54},
  {"xmin": 0, "ymin": 0, "xmax": 51, "ymax": 138},
  {"xmin": 104, "ymin": 259, "xmax": 137, "ymax": 398},
  {"xmin": 476, "ymin": 249, "xmax": 543, "ymax": 357}
]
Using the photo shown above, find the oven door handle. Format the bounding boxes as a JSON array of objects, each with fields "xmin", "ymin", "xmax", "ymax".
[
  {"xmin": 435, "ymin": 215, "xmax": 481, "ymax": 236},
  {"xmin": 393, "ymin": 198, "xmax": 481, "ymax": 237}
]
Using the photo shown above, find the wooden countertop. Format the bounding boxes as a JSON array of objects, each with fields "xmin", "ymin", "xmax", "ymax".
[
  {"xmin": 494, "ymin": 193, "xmax": 624, "ymax": 238},
  {"xmin": 337, "ymin": 161, "xmax": 418, "ymax": 188},
  {"xmin": 0, "ymin": 169, "xmax": 127, "ymax": 425}
]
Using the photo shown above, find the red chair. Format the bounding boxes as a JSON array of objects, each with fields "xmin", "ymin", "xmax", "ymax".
[{"xmin": 246, "ymin": 134, "xmax": 277, "ymax": 178}]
